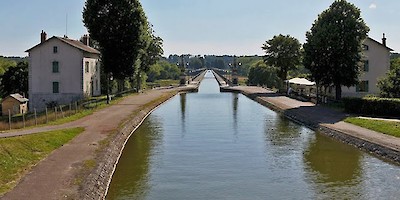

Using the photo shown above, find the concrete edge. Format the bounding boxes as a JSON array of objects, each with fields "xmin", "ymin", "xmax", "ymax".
[
  {"xmin": 228, "ymin": 87, "xmax": 400, "ymax": 165},
  {"xmin": 80, "ymin": 88, "xmax": 199, "ymax": 200}
]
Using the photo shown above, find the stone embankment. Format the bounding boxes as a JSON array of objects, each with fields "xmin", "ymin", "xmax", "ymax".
[
  {"xmin": 221, "ymin": 86, "xmax": 400, "ymax": 164},
  {"xmin": 82, "ymin": 71, "xmax": 207, "ymax": 199}
]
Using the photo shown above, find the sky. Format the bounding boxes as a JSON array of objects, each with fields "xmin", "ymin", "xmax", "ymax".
[{"xmin": 0, "ymin": 0, "xmax": 399, "ymax": 57}]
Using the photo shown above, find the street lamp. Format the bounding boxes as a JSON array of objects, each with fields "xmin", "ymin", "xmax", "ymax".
[
  {"xmin": 177, "ymin": 55, "xmax": 187, "ymax": 85},
  {"xmin": 229, "ymin": 56, "xmax": 241, "ymax": 86}
]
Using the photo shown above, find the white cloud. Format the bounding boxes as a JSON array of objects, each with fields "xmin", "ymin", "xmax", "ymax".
[{"xmin": 369, "ymin": 3, "xmax": 377, "ymax": 9}]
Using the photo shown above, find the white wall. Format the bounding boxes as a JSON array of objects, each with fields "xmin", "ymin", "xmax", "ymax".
[
  {"xmin": 341, "ymin": 38, "xmax": 391, "ymax": 97},
  {"xmin": 28, "ymin": 38, "xmax": 100, "ymax": 110}
]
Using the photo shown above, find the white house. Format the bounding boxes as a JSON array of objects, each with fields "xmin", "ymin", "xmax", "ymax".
[
  {"xmin": 26, "ymin": 31, "xmax": 101, "ymax": 111},
  {"xmin": 340, "ymin": 35, "xmax": 394, "ymax": 97}
]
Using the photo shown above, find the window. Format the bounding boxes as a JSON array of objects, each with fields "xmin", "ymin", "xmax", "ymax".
[
  {"xmin": 95, "ymin": 79, "xmax": 99, "ymax": 91},
  {"xmin": 356, "ymin": 81, "xmax": 369, "ymax": 92},
  {"xmin": 53, "ymin": 46, "xmax": 58, "ymax": 53},
  {"xmin": 53, "ymin": 82, "xmax": 59, "ymax": 93},
  {"xmin": 363, "ymin": 44, "xmax": 369, "ymax": 51},
  {"xmin": 363, "ymin": 60, "xmax": 369, "ymax": 72},
  {"xmin": 85, "ymin": 61, "xmax": 90, "ymax": 73},
  {"xmin": 52, "ymin": 61, "xmax": 59, "ymax": 73}
]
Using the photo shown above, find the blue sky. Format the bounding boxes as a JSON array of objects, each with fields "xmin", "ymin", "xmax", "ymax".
[{"xmin": 0, "ymin": 0, "xmax": 399, "ymax": 57}]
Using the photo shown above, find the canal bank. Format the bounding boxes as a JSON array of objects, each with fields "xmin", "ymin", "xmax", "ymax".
[
  {"xmin": 0, "ymin": 71, "xmax": 206, "ymax": 200},
  {"xmin": 219, "ymin": 85, "xmax": 400, "ymax": 164},
  {"xmin": 82, "ymin": 71, "xmax": 207, "ymax": 199},
  {"xmin": 107, "ymin": 71, "xmax": 400, "ymax": 199}
]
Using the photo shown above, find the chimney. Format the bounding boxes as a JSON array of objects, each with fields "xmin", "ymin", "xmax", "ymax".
[
  {"xmin": 40, "ymin": 30, "xmax": 47, "ymax": 43},
  {"xmin": 82, "ymin": 34, "xmax": 90, "ymax": 46},
  {"xmin": 382, "ymin": 33, "xmax": 387, "ymax": 47}
]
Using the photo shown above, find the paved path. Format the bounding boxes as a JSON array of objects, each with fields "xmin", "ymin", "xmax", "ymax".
[
  {"xmin": 0, "ymin": 87, "xmax": 185, "ymax": 200},
  {"xmin": 230, "ymin": 86, "xmax": 400, "ymax": 153}
]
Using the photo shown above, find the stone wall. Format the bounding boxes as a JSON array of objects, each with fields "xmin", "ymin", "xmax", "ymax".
[{"xmin": 80, "ymin": 92, "xmax": 177, "ymax": 199}]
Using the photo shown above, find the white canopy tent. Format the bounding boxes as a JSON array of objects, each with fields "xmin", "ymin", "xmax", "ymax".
[{"xmin": 286, "ymin": 78, "xmax": 316, "ymax": 86}]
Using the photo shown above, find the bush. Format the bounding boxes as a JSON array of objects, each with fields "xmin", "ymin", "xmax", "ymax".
[{"xmin": 343, "ymin": 97, "xmax": 400, "ymax": 117}]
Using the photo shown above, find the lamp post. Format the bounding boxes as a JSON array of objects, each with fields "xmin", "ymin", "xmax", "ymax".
[
  {"xmin": 229, "ymin": 56, "xmax": 241, "ymax": 86},
  {"xmin": 106, "ymin": 72, "xmax": 113, "ymax": 104},
  {"xmin": 177, "ymin": 55, "xmax": 187, "ymax": 85}
]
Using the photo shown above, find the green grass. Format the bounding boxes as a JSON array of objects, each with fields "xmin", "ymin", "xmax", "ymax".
[
  {"xmin": 344, "ymin": 117, "xmax": 400, "ymax": 137},
  {"xmin": 0, "ymin": 127, "xmax": 84, "ymax": 195}
]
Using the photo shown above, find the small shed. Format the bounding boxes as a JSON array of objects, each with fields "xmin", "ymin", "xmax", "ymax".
[{"xmin": 1, "ymin": 93, "xmax": 29, "ymax": 116}]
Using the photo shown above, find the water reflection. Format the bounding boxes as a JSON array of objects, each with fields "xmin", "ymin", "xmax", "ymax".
[
  {"xmin": 179, "ymin": 93, "xmax": 186, "ymax": 137},
  {"xmin": 303, "ymin": 133, "xmax": 363, "ymax": 198},
  {"xmin": 265, "ymin": 115, "xmax": 302, "ymax": 147},
  {"xmin": 232, "ymin": 93, "xmax": 239, "ymax": 136},
  {"xmin": 107, "ymin": 116, "xmax": 163, "ymax": 200}
]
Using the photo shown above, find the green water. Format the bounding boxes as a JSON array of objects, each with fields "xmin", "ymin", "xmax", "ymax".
[{"xmin": 107, "ymin": 71, "xmax": 400, "ymax": 199}]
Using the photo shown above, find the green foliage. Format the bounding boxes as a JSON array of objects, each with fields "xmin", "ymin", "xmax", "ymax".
[
  {"xmin": 0, "ymin": 61, "xmax": 28, "ymax": 98},
  {"xmin": 344, "ymin": 117, "xmax": 400, "ymax": 138},
  {"xmin": 0, "ymin": 127, "xmax": 84, "ymax": 195},
  {"xmin": 262, "ymin": 34, "xmax": 302, "ymax": 81},
  {"xmin": 147, "ymin": 61, "xmax": 180, "ymax": 82},
  {"xmin": 83, "ymin": 0, "xmax": 148, "ymax": 80},
  {"xmin": 247, "ymin": 60, "xmax": 281, "ymax": 88},
  {"xmin": 189, "ymin": 57, "xmax": 203, "ymax": 69},
  {"xmin": 138, "ymin": 24, "xmax": 164, "ymax": 73},
  {"xmin": 378, "ymin": 62, "xmax": 400, "ymax": 98},
  {"xmin": 303, "ymin": 0, "xmax": 369, "ymax": 100},
  {"xmin": 0, "ymin": 56, "xmax": 16, "ymax": 75},
  {"xmin": 342, "ymin": 97, "xmax": 400, "ymax": 117},
  {"xmin": 237, "ymin": 56, "xmax": 263, "ymax": 77}
]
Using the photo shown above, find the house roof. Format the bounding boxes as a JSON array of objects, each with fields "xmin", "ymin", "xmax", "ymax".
[
  {"xmin": 367, "ymin": 37, "xmax": 394, "ymax": 51},
  {"xmin": 26, "ymin": 36, "xmax": 100, "ymax": 54},
  {"xmin": 1, "ymin": 93, "xmax": 29, "ymax": 103}
]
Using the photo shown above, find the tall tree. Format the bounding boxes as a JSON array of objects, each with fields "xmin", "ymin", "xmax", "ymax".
[
  {"xmin": 83, "ymin": 0, "xmax": 148, "ymax": 82},
  {"xmin": 303, "ymin": 0, "xmax": 369, "ymax": 100},
  {"xmin": 262, "ymin": 34, "xmax": 302, "ymax": 83},
  {"xmin": 0, "ymin": 61, "xmax": 28, "ymax": 97},
  {"xmin": 377, "ymin": 64, "xmax": 400, "ymax": 98}
]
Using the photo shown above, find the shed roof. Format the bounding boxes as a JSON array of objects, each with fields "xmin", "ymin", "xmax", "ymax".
[
  {"xmin": 1, "ymin": 93, "xmax": 29, "ymax": 103},
  {"xmin": 26, "ymin": 36, "xmax": 100, "ymax": 54}
]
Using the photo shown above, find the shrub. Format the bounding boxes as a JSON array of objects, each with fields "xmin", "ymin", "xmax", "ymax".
[{"xmin": 342, "ymin": 97, "xmax": 400, "ymax": 117}]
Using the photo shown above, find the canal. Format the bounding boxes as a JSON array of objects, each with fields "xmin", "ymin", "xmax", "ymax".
[{"xmin": 107, "ymin": 71, "xmax": 400, "ymax": 199}]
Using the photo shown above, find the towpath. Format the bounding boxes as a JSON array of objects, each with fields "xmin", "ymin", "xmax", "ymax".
[
  {"xmin": 0, "ymin": 85, "xmax": 194, "ymax": 200},
  {"xmin": 225, "ymin": 86, "xmax": 400, "ymax": 156}
]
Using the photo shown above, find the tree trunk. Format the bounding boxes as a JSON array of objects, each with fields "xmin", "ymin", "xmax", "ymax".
[{"xmin": 335, "ymin": 84, "xmax": 342, "ymax": 100}]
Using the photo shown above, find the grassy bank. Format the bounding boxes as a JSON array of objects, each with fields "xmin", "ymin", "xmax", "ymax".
[
  {"xmin": 0, "ymin": 127, "xmax": 84, "ymax": 195},
  {"xmin": 344, "ymin": 117, "xmax": 400, "ymax": 137}
]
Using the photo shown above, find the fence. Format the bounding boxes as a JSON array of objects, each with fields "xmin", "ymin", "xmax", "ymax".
[{"xmin": 0, "ymin": 97, "xmax": 108, "ymax": 131}]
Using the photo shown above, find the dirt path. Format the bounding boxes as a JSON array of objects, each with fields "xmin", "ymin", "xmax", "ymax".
[{"xmin": 1, "ymin": 88, "xmax": 181, "ymax": 200}]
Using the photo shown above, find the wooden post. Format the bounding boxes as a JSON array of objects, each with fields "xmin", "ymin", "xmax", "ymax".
[
  {"xmin": 34, "ymin": 108, "xmax": 38, "ymax": 126},
  {"xmin": 60, "ymin": 106, "xmax": 65, "ymax": 118},
  {"xmin": 75, "ymin": 102, "xmax": 78, "ymax": 114},
  {"xmin": 55, "ymin": 107, "xmax": 58, "ymax": 120},
  {"xmin": 22, "ymin": 111, "xmax": 25, "ymax": 128},
  {"xmin": 8, "ymin": 109, "xmax": 11, "ymax": 130},
  {"xmin": 45, "ymin": 107, "xmax": 48, "ymax": 124}
]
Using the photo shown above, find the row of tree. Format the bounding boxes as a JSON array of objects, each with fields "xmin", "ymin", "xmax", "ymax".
[
  {"xmin": 258, "ymin": 0, "xmax": 369, "ymax": 100},
  {"xmin": 83, "ymin": 0, "xmax": 163, "ymax": 92}
]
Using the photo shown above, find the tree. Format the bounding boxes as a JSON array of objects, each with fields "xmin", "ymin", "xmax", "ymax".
[
  {"xmin": 83, "ymin": 0, "xmax": 148, "ymax": 83},
  {"xmin": 262, "ymin": 34, "xmax": 301, "ymax": 83},
  {"xmin": 303, "ymin": 0, "xmax": 369, "ymax": 100},
  {"xmin": 247, "ymin": 60, "xmax": 281, "ymax": 89},
  {"xmin": 0, "ymin": 61, "xmax": 28, "ymax": 97},
  {"xmin": 378, "ymin": 64, "xmax": 400, "ymax": 98}
]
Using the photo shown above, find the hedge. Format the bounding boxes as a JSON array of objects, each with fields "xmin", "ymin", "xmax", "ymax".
[{"xmin": 342, "ymin": 97, "xmax": 400, "ymax": 117}]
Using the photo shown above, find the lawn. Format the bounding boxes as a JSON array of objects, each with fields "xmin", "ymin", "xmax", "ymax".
[
  {"xmin": 344, "ymin": 117, "xmax": 400, "ymax": 138},
  {"xmin": 0, "ymin": 127, "xmax": 84, "ymax": 195}
]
